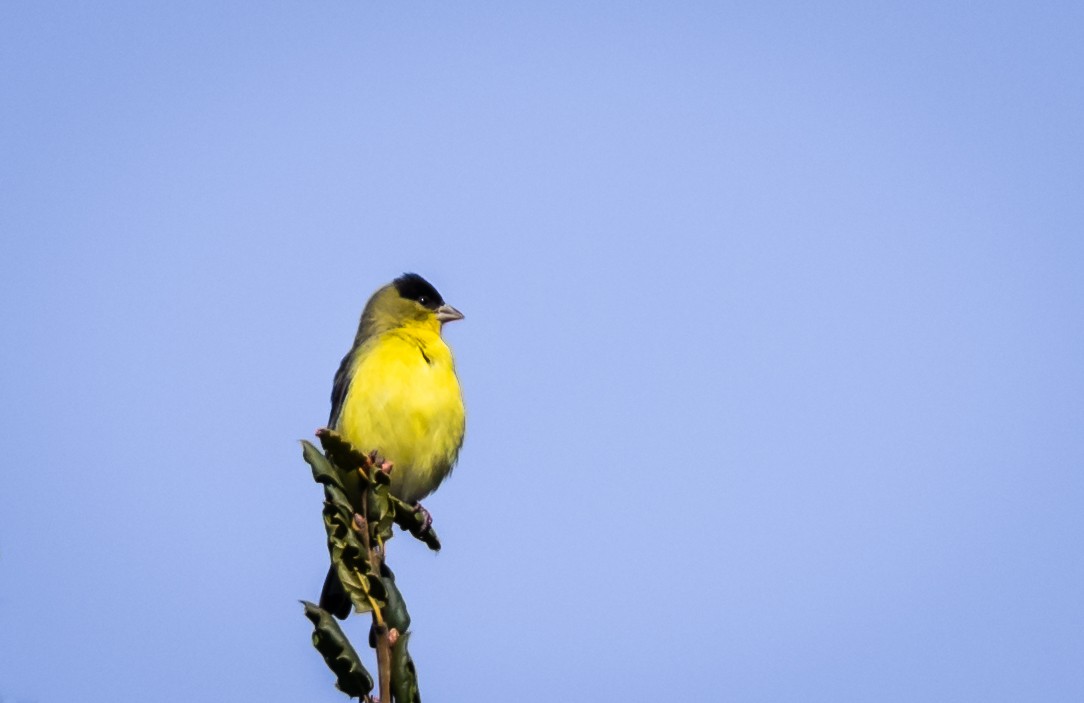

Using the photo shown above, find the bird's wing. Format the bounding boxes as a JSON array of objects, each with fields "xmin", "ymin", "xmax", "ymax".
[{"xmin": 328, "ymin": 347, "xmax": 356, "ymax": 428}]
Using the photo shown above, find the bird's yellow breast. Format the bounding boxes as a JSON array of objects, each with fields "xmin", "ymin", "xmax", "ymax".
[{"xmin": 335, "ymin": 325, "xmax": 465, "ymax": 504}]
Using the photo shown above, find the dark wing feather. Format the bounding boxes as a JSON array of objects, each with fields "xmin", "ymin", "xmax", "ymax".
[{"xmin": 328, "ymin": 348, "xmax": 355, "ymax": 428}]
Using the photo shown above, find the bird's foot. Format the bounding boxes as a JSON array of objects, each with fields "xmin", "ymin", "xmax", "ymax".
[
  {"xmin": 366, "ymin": 450, "xmax": 395, "ymax": 475},
  {"xmin": 413, "ymin": 502, "xmax": 433, "ymax": 534}
]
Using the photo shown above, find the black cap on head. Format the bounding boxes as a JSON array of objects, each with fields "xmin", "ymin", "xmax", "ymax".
[{"xmin": 393, "ymin": 273, "xmax": 445, "ymax": 310}]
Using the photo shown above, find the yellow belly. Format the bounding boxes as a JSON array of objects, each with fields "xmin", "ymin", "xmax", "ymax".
[{"xmin": 335, "ymin": 329, "xmax": 465, "ymax": 504}]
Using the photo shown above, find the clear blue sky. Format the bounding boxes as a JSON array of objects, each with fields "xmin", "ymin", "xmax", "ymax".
[{"xmin": 2, "ymin": 2, "xmax": 1083, "ymax": 701}]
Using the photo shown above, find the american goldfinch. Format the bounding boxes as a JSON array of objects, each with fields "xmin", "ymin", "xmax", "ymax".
[{"xmin": 319, "ymin": 273, "xmax": 465, "ymax": 617}]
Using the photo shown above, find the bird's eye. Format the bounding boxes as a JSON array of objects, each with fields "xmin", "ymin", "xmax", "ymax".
[{"xmin": 417, "ymin": 296, "xmax": 429, "ymax": 306}]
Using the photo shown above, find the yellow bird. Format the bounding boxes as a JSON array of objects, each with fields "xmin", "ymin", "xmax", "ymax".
[{"xmin": 319, "ymin": 273, "xmax": 466, "ymax": 618}]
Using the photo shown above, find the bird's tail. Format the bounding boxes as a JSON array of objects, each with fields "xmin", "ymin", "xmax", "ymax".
[{"xmin": 319, "ymin": 566, "xmax": 353, "ymax": 619}]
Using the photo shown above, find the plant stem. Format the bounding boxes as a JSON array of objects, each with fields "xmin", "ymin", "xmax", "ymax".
[
  {"xmin": 359, "ymin": 483, "xmax": 392, "ymax": 703},
  {"xmin": 374, "ymin": 621, "xmax": 392, "ymax": 702}
]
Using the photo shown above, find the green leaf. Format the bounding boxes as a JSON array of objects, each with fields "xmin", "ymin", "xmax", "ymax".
[
  {"xmin": 305, "ymin": 435, "xmax": 364, "ymax": 506},
  {"xmin": 381, "ymin": 567, "xmax": 411, "ymax": 634},
  {"xmin": 325, "ymin": 518, "xmax": 378, "ymax": 614},
  {"xmin": 368, "ymin": 487, "xmax": 396, "ymax": 543},
  {"xmin": 307, "ymin": 440, "xmax": 384, "ymax": 614},
  {"xmin": 390, "ymin": 499, "xmax": 442, "ymax": 552},
  {"xmin": 391, "ymin": 632, "xmax": 421, "ymax": 703},
  {"xmin": 301, "ymin": 440, "xmax": 343, "ymax": 489},
  {"xmin": 305, "ymin": 435, "xmax": 394, "ymax": 610},
  {"xmin": 317, "ymin": 428, "xmax": 374, "ymax": 480},
  {"xmin": 301, "ymin": 601, "xmax": 374, "ymax": 699}
]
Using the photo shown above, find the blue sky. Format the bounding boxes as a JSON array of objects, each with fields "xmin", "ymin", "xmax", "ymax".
[{"xmin": 2, "ymin": 2, "xmax": 1083, "ymax": 701}]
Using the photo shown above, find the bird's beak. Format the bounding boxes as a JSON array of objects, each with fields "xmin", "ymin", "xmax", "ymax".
[{"xmin": 435, "ymin": 304, "xmax": 464, "ymax": 324}]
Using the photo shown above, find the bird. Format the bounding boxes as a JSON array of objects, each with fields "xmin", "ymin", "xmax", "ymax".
[{"xmin": 319, "ymin": 273, "xmax": 466, "ymax": 618}]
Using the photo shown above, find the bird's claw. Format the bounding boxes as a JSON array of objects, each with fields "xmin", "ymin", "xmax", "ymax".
[
  {"xmin": 366, "ymin": 450, "xmax": 395, "ymax": 474},
  {"xmin": 413, "ymin": 503, "xmax": 433, "ymax": 534}
]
